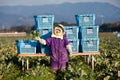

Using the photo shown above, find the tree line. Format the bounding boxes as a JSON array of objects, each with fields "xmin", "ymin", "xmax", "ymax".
[
  {"xmin": 99, "ymin": 22, "xmax": 120, "ymax": 32},
  {"xmin": 0, "ymin": 22, "xmax": 120, "ymax": 33}
]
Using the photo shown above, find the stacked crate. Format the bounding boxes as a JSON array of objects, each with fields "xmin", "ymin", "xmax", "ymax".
[
  {"xmin": 34, "ymin": 15, "xmax": 54, "ymax": 54},
  {"xmin": 34, "ymin": 15, "xmax": 54, "ymax": 29},
  {"xmin": 16, "ymin": 40, "xmax": 37, "ymax": 54},
  {"xmin": 116, "ymin": 33, "xmax": 120, "ymax": 38},
  {"xmin": 75, "ymin": 14, "xmax": 99, "ymax": 52},
  {"xmin": 64, "ymin": 26, "xmax": 79, "ymax": 53}
]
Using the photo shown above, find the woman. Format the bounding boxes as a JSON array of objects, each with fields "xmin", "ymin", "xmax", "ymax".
[{"xmin": 36, "ymin": 24, "xmax": 72, "ymax": 72}]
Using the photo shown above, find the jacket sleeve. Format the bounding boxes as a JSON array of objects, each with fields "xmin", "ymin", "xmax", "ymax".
[
  {"xmin": 45, "ymin": 37, "xmax": 52, "ymax": 46},
  {"xmin": 64, "ymin": 34, "xmax": 72, "ymax": 54}
]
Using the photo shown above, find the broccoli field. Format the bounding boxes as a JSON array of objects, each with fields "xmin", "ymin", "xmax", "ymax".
[{"xmin": 0, "ymin": 32, "xmax": 120, "ymax": 80}]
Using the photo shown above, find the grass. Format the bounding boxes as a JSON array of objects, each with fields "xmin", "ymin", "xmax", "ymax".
[{"xmin": 0, "ymin": 32, "xmax": 120, "ymax": 80}]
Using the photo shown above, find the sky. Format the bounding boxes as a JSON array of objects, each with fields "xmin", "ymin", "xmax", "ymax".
[{"xmin": 0, "ymin": 0, "xmax": 120, "ymax": 8}]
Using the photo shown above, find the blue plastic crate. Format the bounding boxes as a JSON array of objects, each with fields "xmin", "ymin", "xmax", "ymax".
[
  {"xmin": 34, "ymin": 15, "xmax": 54, "ymax": 28},
  {"xmin": 40, "ymin": 39, "xmax": 80, "ymax": 54},
  {"xmin": 35, "ymin": 25, "xmax": 53, "ymax": 30},
  {"xmin": 38, "ymin": 27, "xmax": 52, "ymax": 39},
  {"xmin": 75, "ymin": 14, "xmax": 95, "ymax": 26},
  {"xmin": 80, "ymin": 38, "xmax": 99, "ymax": 52},
  {"xmin": 16, "ymin": 40, "xmax": 37, "ymax": 54},
  {"xmin": 36, "ymin": 27, "xmax": 52, "ymax": 54},
  {"xmin": 116, "ymin": 33, "xmax": 120, "ymax": 38},
  {"xmin": 64, "ymin": 26, "xmax": 79, "ymax": 39},
  {"xmin": 35, "ymin": 28, "xmax": 52, "ymax": 54},
  {"xmin": 40, "ymin": 45, "xmax": 51, "ymax": 54},
  {"xmin": 79, "ymin": 26, "xmax": 99, "ymax": 39},
  {"xmin": 68, "ymin": 39, "xmax": 79, "ymax": 53},
  {"xmin": 36, "ymin": 41, "xmax": 51, "ymax": 54}
]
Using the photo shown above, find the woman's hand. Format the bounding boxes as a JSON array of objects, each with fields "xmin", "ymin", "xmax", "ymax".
[
  {"xmin": 35, "ymin": 37, "xmax": 40, "ymax": 40},
  {"xmin": 35, "ymin": 37, "xmax": 46, "ymax": 45}
]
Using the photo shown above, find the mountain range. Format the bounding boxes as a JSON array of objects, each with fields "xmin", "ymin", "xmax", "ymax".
[{"xmin": 0, "ymin": 2, "xmax": 120, "ymax": 29}]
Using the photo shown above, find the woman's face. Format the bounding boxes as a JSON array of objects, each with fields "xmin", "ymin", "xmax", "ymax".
[{"xmin": 54, "ymin": 27, "xmax": 63, "ymax": 36}]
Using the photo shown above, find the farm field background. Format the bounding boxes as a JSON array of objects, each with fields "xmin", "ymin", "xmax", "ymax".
[{"xmin": 0, "ymin": 32, "xmax": 120, "ymax": 80}]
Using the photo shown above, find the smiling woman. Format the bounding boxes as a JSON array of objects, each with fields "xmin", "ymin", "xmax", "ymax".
[{"xmin": 35, "ymin": 24, "xmax": 72, "ymax": 73}]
